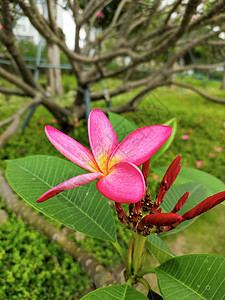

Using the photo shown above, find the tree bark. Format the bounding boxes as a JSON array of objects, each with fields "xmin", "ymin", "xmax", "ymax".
[
  {"xmin": 47, "ymin": 43, "xmax": 64, "ymax": 95},
  {"xmin": 220, "ymin": 66, "xmax": 225, "ymax": 90},
  {"xmin": 170, "ymin": 80, "xmax": 225, "ymax": 104},
  {"xmin": 0, "ymin": 95, "xmax": 42, "ymax": 148},
  {"xmin": 46, "ymin": 0, "xmax": 64, "ymax": 96}
]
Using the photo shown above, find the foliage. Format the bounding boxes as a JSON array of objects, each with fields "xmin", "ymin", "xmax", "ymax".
[
  {"xmin": 81, "ymin": 284, "xmax": 149, "ymax": 300},
  {"xmin": 6, "ymin": 156, "xmax": 116, "ymax": 241},
  {"xmin": 0, "ymin": 78, "xmax": 225, "ymax": 298},
  {"xmin": 5, "ymin": 94, "xmax": 225, "ymax": 298},
  {"xmin": 0, "ymin": 202, "xmax": 90, "ymax": 299},
  {"xmin": 156, "ymin": 254, "xmax": 225, "ymax": 300}
]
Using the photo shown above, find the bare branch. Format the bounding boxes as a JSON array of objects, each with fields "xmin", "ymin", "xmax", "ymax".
[
  {"xmin": 47, "ymin": 0, "xmax": 57, "ymax": 31},
  {"xmin": 0, "ymin": 87, "xmax": 28, "ymax": 96},
  {"xmin": 81, "ymin": 0, "xmax": 111, "ymax": 25},
  {"xmin": 0, "ymin": 0, "xmax": 39, "ymax": 89},
  {"xmin": 82, "ymin": 0, "xmax": 127, "ymax": 55},
  {"xmin": 0, "ymin": 116, "xmax": 14, "ymax": 128},
  {"xmin": 208, "ymin": 40, "xmax": 225, "ymax": 46},
  {"xmin": 66, "ymin": 0, "xmax": 81, "ymax": 23},
  {"xmin": 167, "ymin": 0, "xmax": 202, "ymax": 44},
  {"xmin": 189, "ymin": 0, "xmax": 225, "ymax": 32},
  {"xmin": 0, "ymin": 66, "xmax": 37, "ymax": 96},
  {"xmin": 164, "ymin": 0, "xmax": 183, "ymax": 25},
  {"xmin": 0, "ymin": 95, "xmax": 41, "ymax": 148},
  {"xmin": 167, "ymin": 27, "xmax": 225, "ymax": 67},
  {"xmin": 119, "ymin": 0, "xmax": 136, "ymax": 42},
  {"xmin": 173, "ymin": 62, "xmax": 225, "ymax": 73},
  {"xmin": 170, "ymin": 81, "xmax": 225, "ymax": 105},
  {"xmin": 0, "ymin": 67, "xmax": 73, "ymax": 130}
]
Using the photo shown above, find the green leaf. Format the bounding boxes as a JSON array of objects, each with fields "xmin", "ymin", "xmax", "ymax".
[
  {"xmin": 108, "ymin": 112, "xmax": 138, "ymax": 143},
  {"xmin": 151, "ymin": 118, "xmax": 177, "ymax": 162},
  {"xmin": 6, "ymin": 156, "xmax": 116, "ymax": 242},
  {"xmin": 146, "ymin": 234, "xmax": 174, "ymax": 264},
  {"xmin": 81, "ymin": 284, "xmax": 148, "ymax": 300},
  {"xmin": 156, "ymin": 254, "xmax": 225, "ymax": 300},
  {"xmin": 154, "ymin": 166, "xmax": 225, "ymax": 198},
  {"xmin": 160, "ymin": 182, "xmax": 206, "ymax": 235}
]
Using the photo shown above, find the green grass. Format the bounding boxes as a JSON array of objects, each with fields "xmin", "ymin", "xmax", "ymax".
[{"xmin": 0, "ymin": 76, "xmax": 225, "ymax": 298}]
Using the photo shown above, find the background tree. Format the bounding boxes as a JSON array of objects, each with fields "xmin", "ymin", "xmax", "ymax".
[{"xmin": 0, "ymin": 0, "xmax": 225, "ymax": 134}]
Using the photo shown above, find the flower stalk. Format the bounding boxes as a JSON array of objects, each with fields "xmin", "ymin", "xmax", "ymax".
[
  {"xmin": 126, "ymin": 234, "xmax": 134, "ymax": 278},
  {"xmin": 132, "ymin": 234, "xmax": 146, "ymax": 275}
]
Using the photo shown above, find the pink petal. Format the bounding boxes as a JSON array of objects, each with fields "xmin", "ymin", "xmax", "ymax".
[
  {"xmin": 214, "ymin": 147, "xmax": 223, "ymax": 152},
  {"xmin": 96, "ymin": 162, "xmax": 145, "ymax": 204},
  {"xmin": 182, "ymin": 134, "xmax": 189, "ymax": 140},
  {"xmin": 97, "ymin": 12, "xmax": 103, "ymax": 17},
  {"xmin": 182, "ymin": 191, "xmax": 225, "ymax": 220},
  {"xmin": 152, "ymin": 173, "xmax": 159, "ymax": 181},
  {"xmin": 195, "ymin": 160, "xmax": 204, "ymax": 168},
  {"xmin": 88, "ymin": 109, "xmax": 119, "ymax": 174},
  {"xmin": 108, "ymin": 125, "xmax": 172, "ymax": 168},
  {"xmin": 45, "ymin": 126, "xmax": 100, "ymax": 173},
  {"xmin": 37, "ymin": 172, "xmax": 102, "ymax": 203},
  {"xmin": 208, "ymin": 152, "xmax": 216, "ymax": 158}
]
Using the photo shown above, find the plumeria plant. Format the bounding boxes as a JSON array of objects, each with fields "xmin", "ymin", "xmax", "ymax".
[{"xmin": 6, "ymin": 109, "xmax": 225, "ymax": 299}]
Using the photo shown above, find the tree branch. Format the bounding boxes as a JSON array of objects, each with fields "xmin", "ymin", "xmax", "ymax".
[
  {"xmin": 164, "ymin": 0, "xmax": 183, "ymax": 25},
  {"xmin": 0, "ymin": 67, "xmax": 73, "ymax": 130},
  {"xmin": 0, "ymin": 87, "xmax": 28, "ymax": 96},
  {"xmin": 1, "ymin": 0, "xmax": 39, "ymax": 89},
  {"xmin": 0, "ymin": 95, "xmax": 42, "ymax": 148},
  {"xmin": 173, "ymin": 62, "xmax": 225, "ymax": 73},
  {"xmin": 81, "ymin": 0, "xmax": 111, "ymax": 25},
  {"xmin": 170, "ymin": 80, "xmax": 225, "ymax": 104}
]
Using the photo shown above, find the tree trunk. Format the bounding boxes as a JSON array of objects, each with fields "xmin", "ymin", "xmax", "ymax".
[
  {"xmin": 220, "ymin": 66, "xmax": 225, "ymax": 90},
  {"xmin": 42, "ymin": 97, "xmax": 73, "ymax": 132},
  {"xmin": 46, "ymin": 0, "xmax": 64, "ymax": 96},
  {"xmin": 47, "ymin": 43, "xmax": 64, "ymax": 95}
]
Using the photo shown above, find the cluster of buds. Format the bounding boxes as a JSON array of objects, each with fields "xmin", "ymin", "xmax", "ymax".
[{"xmin": 115, "ymin": 156, "xmax": 225, "ymax": 236}]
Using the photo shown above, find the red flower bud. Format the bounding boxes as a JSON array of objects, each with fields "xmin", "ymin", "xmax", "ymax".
[
  {"xmin": 153, "ymin": 155, "xmax": 181, "ymax": 209},
  {"xmin": 171, "ymin": 192, "xmax": 189, "ymax": 213},
  {"xmin": 182, "ymin": 191, "xmax": 225, "ymax": 220},
  {"xmin": 139, "ymin": 213, "xmax": 182, "ymax": 228},
  {"xmin": 142, "ymin": 158, "xmax": 150, "ymax": 186}
]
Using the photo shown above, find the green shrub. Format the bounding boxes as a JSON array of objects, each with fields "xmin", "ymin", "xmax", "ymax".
[{"xmin": 0, "ymin": 203, "xmax": 91, "ymax": 300}]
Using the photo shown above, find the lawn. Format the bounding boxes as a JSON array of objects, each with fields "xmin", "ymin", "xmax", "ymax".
[{"xmin": 0, "ymin": 76, "xmax": 224, "ymax": 299}]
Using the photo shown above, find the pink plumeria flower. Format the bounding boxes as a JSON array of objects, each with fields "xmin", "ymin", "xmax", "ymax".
[
  {"xmin": 196, "ymin": 160, "xmax": 204, "ymax": 168},
  {"xmin": 97, "ymin": 12, "xmax": 103, "ymax": 18},
  {"xmin": 37, "ymin": 109, "xmax": 172, "ymax": 204},
  {"xmin": 214, "ymin": 147, "xmax": 223, "ymax": 152},
  {"xmin": 182, "ymin": 134, "xmax": 189, "ymax": 140}
]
